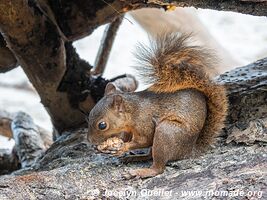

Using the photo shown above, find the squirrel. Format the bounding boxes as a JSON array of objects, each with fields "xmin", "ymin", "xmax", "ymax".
[{"xmin": 87, "ymin": 32, "xmax": 228, "ymax": 178}]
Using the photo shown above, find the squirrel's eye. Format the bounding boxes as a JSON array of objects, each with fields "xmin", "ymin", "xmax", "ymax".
[{"xmin": 98, "ymin": 121, "xmax": 107, "ymax": 130}]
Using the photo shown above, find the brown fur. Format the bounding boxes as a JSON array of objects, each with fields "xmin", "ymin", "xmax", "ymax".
[
  {"xmin": 87, "ymin": 33, "xmax": 228, "ymax": 178},
  {"xmin": 136, "ymin": 33, "xmax": 228, "ymax": 152}
]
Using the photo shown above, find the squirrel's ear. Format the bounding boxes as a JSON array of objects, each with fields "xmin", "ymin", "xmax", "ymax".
[
  {"xmin": 112, "ymin": 95, "xmax": 125, "ymax": 113},
  {"xmin": 104, "ymin": 82, "xmax": 121, "ymax": 96}
]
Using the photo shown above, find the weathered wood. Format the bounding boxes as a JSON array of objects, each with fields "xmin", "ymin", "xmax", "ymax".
[
  {"xmin": 36, "ymin": 0, "xmax": 143, "ymax": 40},
  {"xmin": 11, "ymin": 112, "xmax": 48, "ymax": 168},
  {"xmin": 0, "ymin": 110, "xmax": 52, "ymax": 148},
  {"xmin": 166, "ymin": 0, "xmax": 267, "ymax": 16},
  {"xmin": 111, "ymin": 74, "xmax": 138, "ymax": 93},
  {"xmin": 0, "ymin": 1, "xmax": 138, "ymax": 134},
  {"xmin": 226, "ymin": 117, "xmax": 267, "ymax": 144},
  {"xmin": 0, "ymin": 111, "xmax": 52, "ymax": 174},
  {"xmin": 0, "ymin": 111, "xmax": 53, "ymax": 174},
  {"xmin": 0, "ymin": 34, "xmax": 17, "ymax": 73},
  {"xmin": 0, "ymin": 132, "xmax": 265, "ymax": 199},
  {"xmin": 36, "ymin": 1, "xmax": 267, "ymax": 41},
  {"xmin": 218, "ymin": 58, "xmax": 267, "ymax": 129},
  {"xmin": 1, "ymin": 0, "xmax": 266, "ymax": 134},
  {"xmin": 0, "ymin": 111, "xmax": 13, "ymax": 139},
  {"xmin": 0, "ymin": 149, "xmax": 19, "ymax": 175},
  {"xmin": 0, "ymin": 0, "xmax": 97, "ymax": 133},
  {"xmin": 92, "ymin": 16, "xmax": 124, "ymax": 76},
  {"xmin": 0, "ymin": 57, "xmax": 266, "ymax": 199}
]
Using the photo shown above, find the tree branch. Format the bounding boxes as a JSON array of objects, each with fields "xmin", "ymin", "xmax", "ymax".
[
  {"xmin": 35, "ymin": 0, "xmax": 267, "ymax": 42},
  {"xmin": 11, "ymin": 112, "xmax": 47, "ymax": 168},
  {"xmin": 0, "ymin": 110, "xmax": 52, "ymax": 148},
  {"xmin": 162, "ymin": 0, "xmax": 267, "ymax": 16},
  {"xmin": 1, "ymin": 0, "xmax": 266, "ymax": 135},
  {"xmin": 0, "ymin": 0, "xmax": 96, "ymax": 133},
  {"xmin": 92, "ymin": 16, "xmax": 124, "ymax": 76},
  {"xmin": 0, "ymin": 58, "xmax": 266, "ymax": 198},
  {"xmin": 0, "ymin": 34, "xmax": 18, "ymax": 73},
  {"xmin": 0, "ymin": 111, "xmax": 53, "ymax": 174}
]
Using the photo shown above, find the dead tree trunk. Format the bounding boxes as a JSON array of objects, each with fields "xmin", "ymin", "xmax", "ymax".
[
  {"xmin": 0, "ymin": 0, "xmax": 266, "ymax": 198},
  {"xmin": 0, "ymin": 58, "xmax": 266, "ymax": 199},
  {"xmin": 0, "ymin": 0, "xmax": 92, "ymax": 133},
  {"xmin": 0, "ymin": 0, "xmax": 266, "ymax": 135}
]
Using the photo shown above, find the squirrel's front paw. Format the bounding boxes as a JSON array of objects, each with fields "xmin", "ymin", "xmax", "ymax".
[{"xmin": 97, "ymin": 137, "xmax": 124, "ymax": 154}]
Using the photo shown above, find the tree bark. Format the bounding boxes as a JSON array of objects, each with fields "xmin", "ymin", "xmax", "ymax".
[
  {"xmin": 0, "ymin": 34, "xmax": 17, "ymax": 73},
  {"xmin": 0, "ymin": 111, "xmax": 52, "ymax": 174},
  {"xmin": 219, "ymin": 58, "xmax": 267, "ymax": 128},
  {"xmin": 36, "ymin": 0, "xmax": 147, "ymax": 41},
  {"xmin": 37, "ymin": 0, "xmax": 267, "ymax": 41},
  {"xmin": 166, "ymin": 0, "xmax": 267, "ymax": 16},
  {"xmin": 0, "ymin": 149, "xmax": 19, "ymax": 175},
  {"xmin": 11, "ymin": 112, "xmax": 49, "ymax": 168},
  {"xmin": 0, "ymin": 0, "xmax": 97, "ymax": 133},
  {"xmin": 0, "ymin": 110, "xmax": 52, "ymax": 147},
  {"xmin": 92, "ymin": 16, "xmax": 124, "ymax": 76},
  {"xmin": 0, "ymin": 58, "xmax": 266, "ymax": 199},
  {"xmin": 0, "ymin": 0, "xmax": 266, "ymax": 135}
]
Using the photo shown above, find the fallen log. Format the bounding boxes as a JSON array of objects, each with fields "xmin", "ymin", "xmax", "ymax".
[
  {"xmin": 0, "ymin": 111, "xmax": 52, "ymax": 148},
  {"xmin": 1, "ymin": 0, "xmax": 266, "ymax": 135},
  {"xmin": 0, "ymin": 111, "xmax": 52, "ymax": 174},
  {"xmin": 12, "ymin": 112, "xmax": 49, "ymax": 168},
  {"xmin": 0, "ymin": 57, "xmax": 266, "ymax": 199}
]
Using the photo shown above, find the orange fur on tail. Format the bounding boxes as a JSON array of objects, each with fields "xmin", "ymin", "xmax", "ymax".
[{"xmin": 135, "ymin": 33, "xmax": 228, "ymax": 151}]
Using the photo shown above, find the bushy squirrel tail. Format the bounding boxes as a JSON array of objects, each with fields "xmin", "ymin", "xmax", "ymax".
[{"xmin": 135, "ymin": 32, "xmax": 228, "ymax": 152}]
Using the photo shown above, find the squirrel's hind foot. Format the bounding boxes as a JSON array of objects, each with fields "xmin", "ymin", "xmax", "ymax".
[{"xmin": 123, "ymin": 167, "xmax": 164, "ymax": 179}]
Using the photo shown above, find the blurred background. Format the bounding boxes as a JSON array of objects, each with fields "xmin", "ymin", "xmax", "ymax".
[{"xmin": 1, "ymin": 8, "xmax": 267, "ymax": 149}]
